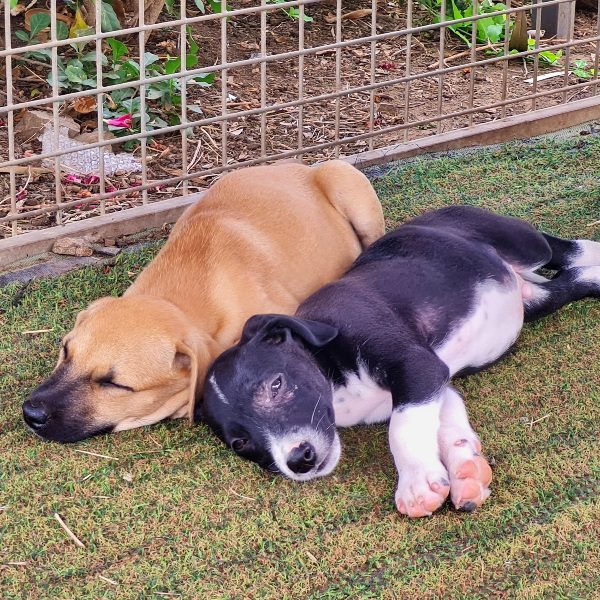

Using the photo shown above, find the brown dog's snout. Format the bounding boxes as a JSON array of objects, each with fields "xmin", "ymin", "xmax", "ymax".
[{"xmin": 22, "ymin": 399, "xmax": 50, "ymax": 430}]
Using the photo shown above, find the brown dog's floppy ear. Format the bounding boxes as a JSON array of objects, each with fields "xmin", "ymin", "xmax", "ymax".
[{"xmin": 173, "ymin": 341, "xmax": 199, "ymax": 423}]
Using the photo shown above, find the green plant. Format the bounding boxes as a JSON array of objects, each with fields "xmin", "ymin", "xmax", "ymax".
[
  {"xmin": 416, "ymin": 0, "xmax": 507, "ymax": 46},
  {"xmin": 164, "ymin": 0, "xmax": 225, "ymax": 15},
  {"xmin": 266, "ymin": 0, "xmax": 313, "ymax": 22},
  {"xmin": 527, "ymin": 37, "xmax": 562, "ymax": 66},
  {"xmin": 14, "ymin": 13, "xmax": 69, "ymax": 62},
  {"xmin": 570, "ymin": 59, "xmax": 596, "ymax": 79},
  {"xmin": 100, "ymin": 31, "xmax": 214, "ymax": 146}
]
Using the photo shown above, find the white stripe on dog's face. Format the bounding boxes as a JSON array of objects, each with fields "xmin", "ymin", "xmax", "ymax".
[
  {"xmin": 267, "ymin": 427, "xmax": 341, "ymax": 481},
  {"xmin": 209, "ymin": 373, "xmax": 229, "ymax": 405}
]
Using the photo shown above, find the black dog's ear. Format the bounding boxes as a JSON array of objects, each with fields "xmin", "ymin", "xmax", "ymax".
[{"xmin": 240, "ymin": 314, "xmax": 338, "ymax": 347}]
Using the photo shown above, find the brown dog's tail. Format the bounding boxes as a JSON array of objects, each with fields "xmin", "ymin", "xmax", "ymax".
[{"xmin": 313, "ymin": 160, "xmax": 385, "ymax": 250}]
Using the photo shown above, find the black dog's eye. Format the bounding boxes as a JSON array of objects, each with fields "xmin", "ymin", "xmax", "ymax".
[
  {"xmin": 270, "ymin": 376, "xmax": 282, "ymax": 398},
  {"xmin": 231, "ymin": 438, "xmax": 248, "ymax": 452}
]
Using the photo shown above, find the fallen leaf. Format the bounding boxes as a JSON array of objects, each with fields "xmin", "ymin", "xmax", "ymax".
[
  {"xmin": 72, "ymin": 97, "xmax": 97, "ymax": 114},
  {"xmin": 240, "ymin": 41, "xmax": 259, "ymax": 50},
  {"xmin": 342, "ymin": 8, "xmax": 372, "ymax": 20},
  {"xmin": 324, "ymin": 8, "xmax": 372, "ymax": 23},
  {"xmin": 10, "ymin": 4, "xmax": 27, "ymax": 16}
]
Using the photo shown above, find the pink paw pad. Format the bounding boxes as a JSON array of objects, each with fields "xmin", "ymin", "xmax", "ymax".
[{"xmin": 450, "ymin": 455, "xmax": 492, "ymax": 512}]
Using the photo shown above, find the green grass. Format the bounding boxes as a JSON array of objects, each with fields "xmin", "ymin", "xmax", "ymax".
[{"xmin": 1, "ymin": 136, "xmax": 599, "ymax": 599}]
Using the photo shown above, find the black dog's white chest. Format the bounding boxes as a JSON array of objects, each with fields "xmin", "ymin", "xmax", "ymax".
[{"xmin": 332, "ymin": 276, "xmax": 525, "ymax": 428}]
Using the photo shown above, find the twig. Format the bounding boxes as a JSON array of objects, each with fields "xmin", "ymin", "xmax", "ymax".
[
  {"xmin": 21, "ymin": 328, "xmax": 54, "ymax": 335},
  {"xmin": 5, "ymin": 561, "xmax": 28, "ymax": 566},
  {"xmin": 527, "ymin": 413, "xmax": 550, "ymax": 429},
  {"xmin": 428, "ymin": 42, "xmax": 503, "ymax": 69},
  {"xmin": 98, "ymin": 574, "xmax": 118, "ymax": 586},
  {"xmin": 587, "ymin": 219, "xmax": 600, "ymax": 227},
  {"xmin": 54, "ymin": 513, "xmax": 85, "ymax": 549},
  {"xmin": 229, "ymin": 488, "xmax": 257, "ymax": 501},
  {"xmin": 73, "ymin": 449, "xmax": 119, "ymax": 460}
]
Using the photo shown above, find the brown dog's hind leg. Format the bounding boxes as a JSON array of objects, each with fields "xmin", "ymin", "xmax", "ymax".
[{"xmin": 313, "ymin": 160, "xmax": 385, "ymax": 250}]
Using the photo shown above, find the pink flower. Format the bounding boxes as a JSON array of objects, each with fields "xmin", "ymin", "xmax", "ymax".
[
  {"xmin": 65, "ymin": 174, "xmax": 82, "ymax": 184},
  {"xmin": 82, "ymin": 175, "xmax": 100, "ymax": 185},
  {"xmin": 104, "ymin": 114, "xmax": 133, "ymax": 129}
]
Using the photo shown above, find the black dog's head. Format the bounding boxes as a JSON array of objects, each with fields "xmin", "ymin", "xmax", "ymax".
[{"xmin": 200, "ymin": 314, "xmax": 342, "ymax": 481}]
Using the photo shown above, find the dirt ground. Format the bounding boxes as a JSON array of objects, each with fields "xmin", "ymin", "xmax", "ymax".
[{"xmin": 1, "ymin": 0, "xmax": 599, "ymax": 237}]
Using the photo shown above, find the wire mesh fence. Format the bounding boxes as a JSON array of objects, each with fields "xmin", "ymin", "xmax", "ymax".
[{"xmin": 1, "ymin": 0, "xmax": 599, "ymax": 241}]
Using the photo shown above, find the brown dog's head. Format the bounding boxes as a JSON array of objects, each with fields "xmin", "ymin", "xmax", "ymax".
[{"xmin": 22, "ymin": 296, "xmax": 212, "ymax": 443}]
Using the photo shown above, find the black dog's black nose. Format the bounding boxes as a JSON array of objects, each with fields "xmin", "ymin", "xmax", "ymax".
[
  {"xmin": 22, "ymin": 401, "xmax": 49, "ymax": 430},
  {"xmin": 287, "ymin": 442, "xmax": 317, "ymax": 473}
]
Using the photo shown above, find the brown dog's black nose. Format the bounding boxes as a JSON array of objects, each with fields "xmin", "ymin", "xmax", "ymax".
[
  {"xmin": 22, "ymin": 401, "xmax": 49, "ymax": 430},
  {"xmin": 287, "ymin": 442, "xmax": 317, "ymax": 473}
]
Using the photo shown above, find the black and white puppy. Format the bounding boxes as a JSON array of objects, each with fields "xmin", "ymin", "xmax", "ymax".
[{"xmin": 200, "ymin": 206, "xmax": 600, "ymax": 517}]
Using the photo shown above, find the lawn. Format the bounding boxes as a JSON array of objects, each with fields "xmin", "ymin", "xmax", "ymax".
[{"xmin": 1, "ymin": 136, "xmax": 599, "ymax": 599}]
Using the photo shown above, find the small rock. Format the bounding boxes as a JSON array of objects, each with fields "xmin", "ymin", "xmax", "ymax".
[
  {"xmin": 52, "ymin": 237, "xmax": 93, "ymax": 257},
  {"xmin": 104, "ymin": 238, "xmax": 116, "ymax": 247},
  {"xmin": 15, "ymin": 110, "xmax": 80, "ymax": 144},
  {"xmin": 91, "ymin": 244, "xmax": 121, "ymax": 257}
]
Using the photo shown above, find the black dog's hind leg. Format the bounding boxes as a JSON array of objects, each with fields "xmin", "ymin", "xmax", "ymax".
[
  {"xmin": 524, "ymin": 266, "xmax": 600, "ymax": 321},
  {"xmin": 409, "ymin": 205, "xmax": 600, "ymax": 274},
  {"xmin": 541, "ymin": 234, "xmax": 600, "ymax": 270}
]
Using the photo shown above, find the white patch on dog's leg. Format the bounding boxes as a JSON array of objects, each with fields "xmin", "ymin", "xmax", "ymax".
[
  {"xmin": 576, "ymin": 265, "xmax": 600, "ymax": 287},
  {"xmin": 438, "ymin": 387, "xmax": 492, "ymax": 512},
  {"xmin": 570, "ymin": 240, "xmax": 600, "ymax": 268},
  {"xmin": 390, "ymin": 397, "xmax": 450, "ymax": 518},
  {"xmin": 209, "ymin": 374, "xmax": 229, "ymax": 404}
]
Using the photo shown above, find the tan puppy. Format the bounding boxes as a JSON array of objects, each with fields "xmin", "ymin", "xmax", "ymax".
[{"xmin": 22, "ymin": 160, "xmax": 384, "ymax": 442}]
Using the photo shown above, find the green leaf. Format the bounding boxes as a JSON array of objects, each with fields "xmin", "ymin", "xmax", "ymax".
[
  {"xmin": 143, "ymin": 52, "xmax": 160, "ymax": 67},
  {"xmin": 146, "ymin": 88, "xmax": 166, "ymax": 100},
  {"xmin": 107, "ymin": 38, "xmax": 128, "ymax": 63},
  {"xmin": 64, "ymin": 64, "xmax": 87, "ymax": 83},
  {"xmin": 120, "ymin": 60, "xmax": 141, "ymax": 79},
  {"xmin": 15, "ymin": 30, "xmax": 31, "ymax": 43},
  {"xmin": 191, "ymin": 72, "xmax": 215, "ymax": 86},
  {"xmin": 194, "ymin": 0, "xmax": 206, "ymax": 13},
  {"xmin": 26, "ymin": 50, "xmax": 53, "ymax": 62},
  {"xmin": 56, "ymin": 20, "xmax": 69, "ymax": 40},
  {"xmin": 187, "ymin": 28, "xmax": 199, "ymax": 56},
  {"xmin": 209, "ymin": 0, "xmax": 225, "ymax": 12},
  {"xmin": 101, "ymin": 1, "xmax": 121, "ymax": 32},
  {"xmin": 29, "ymin": 13, "xmax": 51, "ymax": 38},
  {"xmin": 165, "ymin": 57, "xmax": 181, "ymax": 74}
]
